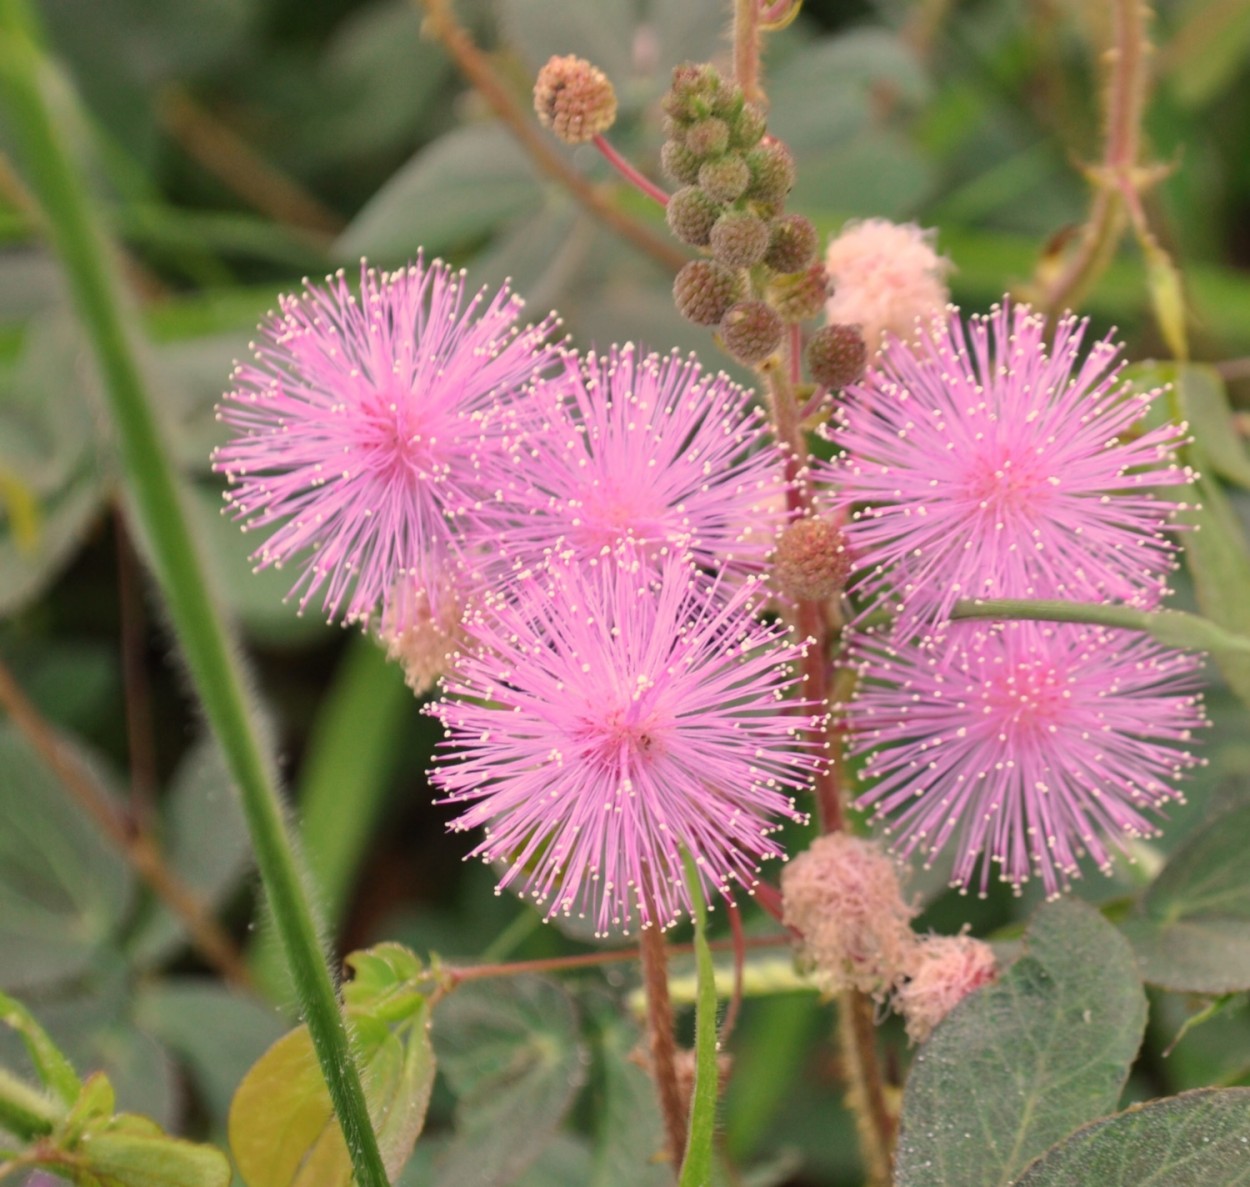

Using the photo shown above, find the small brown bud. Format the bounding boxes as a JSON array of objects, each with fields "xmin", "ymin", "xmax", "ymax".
[
  {"xmin": 720, "ymin": 300, "xmax": 783, "ymax": 365},
  {"xmin": 685, "ymin": 118, "xmax": 730, "ymax": 158},
  {"xmin": 771, "ymin": 262, "xmax": 828, "ymax": 322},
  {"xmin": 534, "ymin": 55, "xmax": 617, "ymax": 145},
  {"xmin": 666, "ymin": 185, "xmax": 722, "ymax": 247},
  {"xmin": 765, "ymin": 213, "xmax": 818, "ymax": 273},
  {"xmin": 773, "ymin": 516, "xmax": 851, "ymax": 601},
  {"xmin": 674, "ymin": 259, "xmax": 742, "ymax": 326},
  {"xmin": 745, "ymin": 142, "xmax": 795, "ymax": 204},
  {"xmin": 663, "ymin": 62, "xmax": 721, "ymax": 122},
  {"xmin": 660, "ymin": 139, "xmax": 701, "ymax": 185},
  {"xmin": 807, "ymin": 323, "xmax": 867, "ymax": 388},
  {"xmin": 709, "ymin": 210, "xmax": 769, "ymax": 269},
  {"xmin": 698, "ymin": 155, "xmax": 751, "ymax": 204}
]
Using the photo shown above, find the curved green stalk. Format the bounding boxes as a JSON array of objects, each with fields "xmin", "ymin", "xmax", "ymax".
[
  {"xmin": 678, "ymin": 854, "xmax": 719, "ymax": 1187},
  {"xmin": 0, "ymin": 8, "xmax": 388, "ymax": 1185}
]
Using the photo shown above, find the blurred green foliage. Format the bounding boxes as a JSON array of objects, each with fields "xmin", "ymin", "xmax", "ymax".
[{"xmin": 2, "ymin": 1, "xmax": 1250, "ymax": 1184}]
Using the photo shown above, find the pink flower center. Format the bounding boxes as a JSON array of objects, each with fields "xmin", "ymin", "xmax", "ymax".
[
  {"xmin": 358, "ymin": 384, "xmax": 447, "ymax": 480},
  {"xmin": 980, "ymin": 658, "xmax": 1070, "ymax": 743},
  {"xmin": 573, "ymin": 480, "xmax": 675, "ymax": 555},
  {"xmin": 575, "ymin": 693, "xmax": 672, "ymax": 773},
  {"xmin": 958, "ymin": 443, "xmax": 1054, "ymax": 526}
]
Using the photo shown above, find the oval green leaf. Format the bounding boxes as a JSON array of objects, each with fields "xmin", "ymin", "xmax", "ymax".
[
  {"xmin": 895, "ymin": 899, "xmax": 1147, "ymax": 1187},
  {"xmin": 1010, "ymin": 1088, "xmax": 1250, "ymax": 1187}
]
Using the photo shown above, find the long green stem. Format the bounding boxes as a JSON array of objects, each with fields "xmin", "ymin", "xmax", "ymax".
[
  {"xmin": 0, "ymin": 10, "xmax": 387, "ymax": 1185},
  {"xmin": 678, "ymin": 855, "xmax": 719, "ymax": 1187}
]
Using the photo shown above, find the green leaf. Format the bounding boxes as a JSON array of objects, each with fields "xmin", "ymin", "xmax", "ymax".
[
  {"xmin": 54, "ymin": 1120, "xmax": 233, "ymax": 1187},
  {"xmin": 894, "ymin": 900, "xmax": 1147, "ymax": 1187},
  {"xmin": 0, "ymin": 724, "xmax": 133, "ymax": 992},
  {"xmin": 1174, "ymin": 363, "xmax": 1250, "ymax": 490},
  {"xmin": 335, "ymin": 124, "xmax": 542, "ymax": 264},
  {"xmin": 228, "ymin": 997, "xmax": 434, "ymax": 1187},
  {"xmin": 0, "ymin": 988, "xmax": 81, "ymax": 1105},
  {"xmin": 586, "ymin": 1011, "xmax": 670, "ymax": 1187},
  {"xmin": 432, "ymin": 975, "xmax": 587, "ymax": 1186},
  {"xmin": 128, "ymin": 737, "xmax": 253, "ymax": 969},
  {"xmin": 1009, "ymin": 1088, "xmax": 1250, "ymax": 1186},
  {"xmin": 1120, "ymin": 802, "xmax": 1250, "ymax": 993}
]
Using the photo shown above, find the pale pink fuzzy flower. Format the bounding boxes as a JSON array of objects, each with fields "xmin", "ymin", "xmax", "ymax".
[
  {"xmin": 490, "ymin": 345, "xmax": 788, "ymax": 577},
  {"xmin": 378, "ymin": 566, "xmax": 472, "ymax": 697},
  {"xmin": 895, "ymin": 934, "xmax": 997, "ymax": 1044},
  {"xmin": 213, "ymin": 259, "xmax": 559, "ymax": 624},
  {"xmin": 781, "ymin": 832, "xmax": 916, "ymax": 998},
  {"xmin": 823, "ymin": 219, "xmax": 949, "ymax": 355},
  {"xmin": 847, "ymin": 619, "xmax": 1206, "ymax": 897},
  {"xmin": 827, "ymin": 302, "xmax": 1191, "ymax": 628},
  {"xmin": 429, "ymin": 553, "xmax": 820, "ymax": 936}
]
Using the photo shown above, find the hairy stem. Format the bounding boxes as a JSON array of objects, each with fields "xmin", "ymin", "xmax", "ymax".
[
  {"xmin": 0, "ymin": 13, "xmax": 387, "ymax": 1184},
  {"xmin": 418, "ymin": 0, "xmax": 686, "ymax": 272},
  {"xmin": 732, "ymin": 0, "xmax": 763, "ymax": 103},
  {"xmin": 593, "ymin": 134, "xmax": 669, "ymax": 206},
  {"xmin": 640, "ymin": 924, "xmax": 689, "ymax": 1172},
  {"xmin": 837, "ymin": 991, "xmax": 895, "ymax": 1187}
]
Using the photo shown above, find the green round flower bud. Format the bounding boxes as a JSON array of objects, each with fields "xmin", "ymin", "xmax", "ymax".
[
  {"xmin": 685, "ymin": 118, "xmax": 730, "ymax": 158},
  {"xmin": 745, "ymin": 142, "xmax": 796, "ymax": 204},
  {"xmin": 674, "ymin": 259, "xmax": 743, "ymax": 326},
  {"xmin": 731, "ymin": 102, "xmax": 767, "ymax": 149},
  {"xmin": 533, "ymin": 55, "xmax": 618, "ymax": 145},
  {"xmin": 771, "ymin": 262, "xmax": 828, "ymax": 322},
  {"xmin": 807, "ymin": 323, "xmax": 868, "ymax": 389},
  {"xmin": 765, "ymin": 214, "xmax": 818, "ymax": 273},
  {"xmin": 712, "ymin": 78, "xmax": 745, "ymax": 120},
  {"xmin": 666, "ymin": 185, "xmax": 722, "ymax": 247},
  {"xmin": 773, "ymin": 517, "xmax": 851, "ymax": 602},
  {"xmin": 720, "ymin": 300, "xmax": 784, "ymax": 365},
  {"xmin": 660, "ymin": 139, "xmax": 701, "ymax": 185},
  {"xmin": 663, "ymin": 62, "xmax": 721, "ymax": 122},
  {"xmin": 709, "ymin": 210, "xmax": 770, "ymax": 269},
  {"xmin": 698, "ymin": 154, "xmax": 751, "ymax": 203}
]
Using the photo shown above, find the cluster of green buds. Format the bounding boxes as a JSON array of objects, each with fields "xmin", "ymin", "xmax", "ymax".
[{"xmin": 664, "ymin": 63, "xmax": 834, "ymax": 370}]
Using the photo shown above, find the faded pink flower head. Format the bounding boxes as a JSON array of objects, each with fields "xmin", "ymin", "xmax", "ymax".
[
  {"xmin": 429, "ymin": 553, "xmax": 820, "ymax": 936},
  {"xmin": 213, "ymin": 259, "xmax": 559, "ymax": 624},
  {"xmin": 493, "ymin": 345, "xmax": 787, "ymax": 577},
  {"xmin": 895, "ymin": 934, "xmax": 998, "ymax": 1044},
  {"xmin": 827, "ymin": 302, "xmax": 1191, "ymax": 628},
  {"xmin": 781, "ymin": 832, "xmax": 916, "ymax": 998},
  {"xmin": 823, "ymin": 219, "xmax": 949, "ymax": 354},
  {"xmin": 378, "ymin": 565, "xmax": 472, "ymax": 697},
  {"xmin": 847, "ymin": 619, "xmax": 1206, "ymax": 897}
]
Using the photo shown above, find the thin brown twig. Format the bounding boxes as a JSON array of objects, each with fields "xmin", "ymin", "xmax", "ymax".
[
  {"xmin": 157, "ymin": 87, "xmax": 343, "ymax": 240},
  {"xmin": 416, "ymin": 0, "xmax": 687, "ymax": 273},
  {"xmin": 0, "ymin": 658, "xmax": 251, "ymax": 988},
  {"xmin": 837, "ymin": 990, "xmax": 895, "ymax": 1187},
  {"xmin": 640, "ymin": 924, "xmax": 688, "ymax": 1173},
  {"xmin": 114, "ymin": 510, "xmax": 158, "ymax": 825}
]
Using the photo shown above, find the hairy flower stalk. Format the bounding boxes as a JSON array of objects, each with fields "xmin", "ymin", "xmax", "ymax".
[{"xmin": 430, "ymin": 554, "xmax": 821, "ymax": 936}]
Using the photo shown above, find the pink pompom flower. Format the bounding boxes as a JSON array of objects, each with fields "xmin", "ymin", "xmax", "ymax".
[
  {"xmin": 213, "ymin": 259, "xmax": 559, "ymax": 624},
  {"xmin": 847, "ymin": 619, "xmax": 1205, "ymax": 897},
  {"xmin": 827, "ymin": 302, "xmax": 1191, "ymax": 628},
  {"xmin": 492, "ymin": 345, "xmax": 787, "ymax": 577},
  {"xmin": 429, "ymin": 553, "xmax": 821, "ymax": 935}
]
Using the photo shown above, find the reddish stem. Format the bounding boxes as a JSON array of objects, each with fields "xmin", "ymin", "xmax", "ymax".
[
  {"xmin": 593, "ymin": 134, "xmax": 670, "ymax": 207},
  {"xmin": 720, "ymin": 900, "xmax": 747, "ymax": 1044}
]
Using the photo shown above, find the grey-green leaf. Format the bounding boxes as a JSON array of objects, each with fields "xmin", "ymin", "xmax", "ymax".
[
  {"xmin": 433, "ymin": 975, "xmax": 588, "ymax": 1187},
  {"xmin": 335, "ymin": 124, "xmax": 542, "ymax": 264},
  {"xmin": 894, "ymin": 900, "xmax": 1147, "ymax": 1187},
  {"xmin": 1120, "ymin": 802, "xmax": 1250, "ymax": 993},
  {"xmin": 1009, "ymin": 1088, "xmax": 1250, "ymax": 1187}
]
